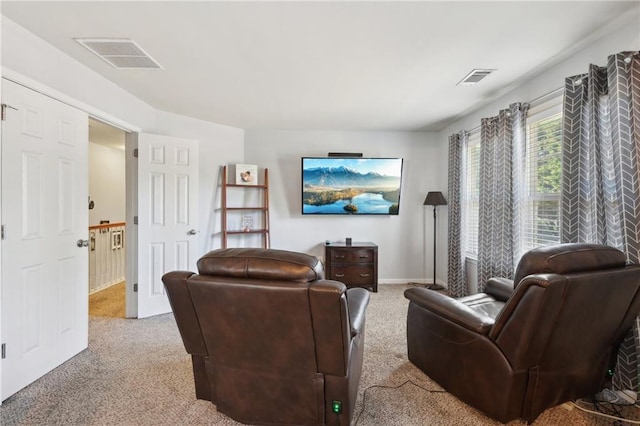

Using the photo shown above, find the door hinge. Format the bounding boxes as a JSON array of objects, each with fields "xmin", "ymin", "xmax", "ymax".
[
  {"xmin": 133, "ymin": 283, "xmax": 138, "ymax": 292},
  {"xmin": 133, "ymin": 148, "xmax": 138, "ymax": 158},
  {"xmin": 1, "ymin": 225, "xmax": 5, "ymax": 240},
  {"xmin": 133, "ymin": 216, "xmax": 138, "ymax": 225},
  {"xmin": 1, "ymin": 103, "xmax": 18, "ymax": 121},
  {"xmin": 1, "ymin": 343, "xmax": 6, "ymax": 359}
]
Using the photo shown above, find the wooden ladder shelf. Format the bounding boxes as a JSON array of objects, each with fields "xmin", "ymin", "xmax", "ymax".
[{"xmin": 221, "ymin": 165, "xmax": 270, "ymax": 248}]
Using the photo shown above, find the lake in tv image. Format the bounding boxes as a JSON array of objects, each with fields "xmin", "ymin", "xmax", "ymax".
[{"xmin": 302, "ymin": 157, "xmax": 403, "ymax": 215}]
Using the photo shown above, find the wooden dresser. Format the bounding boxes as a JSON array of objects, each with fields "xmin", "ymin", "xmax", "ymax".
[{"xmin": 324, "ymin": 242, "xmax": 378, "ymax": 292}]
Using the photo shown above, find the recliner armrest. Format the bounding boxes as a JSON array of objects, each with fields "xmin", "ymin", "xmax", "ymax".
[
  {"xmin": 485, "ymin": 277, "xmax": 514, "ymax": 302},
  {"xmin": 162, "ymin": 271, "xmax": 207, "ymax": 355},
  {"xmin": 346, "ymin": 287, "xmax": 370, "ymax": 338},
  {"xmin": 404, "ymin": 288, "xmax": 494, "ymax": 335}
]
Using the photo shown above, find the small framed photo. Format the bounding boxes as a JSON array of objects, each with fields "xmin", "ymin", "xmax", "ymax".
[
  {"xmin": 235, "ymin": 164, "xmax": 258, "ymax": 185},
  {"xmin": 112, "ymin": 230, "xmax": 122, "ymax": 250},
  {"xmin": 241, "ymin": 215, "xmax": 253, "ymax": 232}
]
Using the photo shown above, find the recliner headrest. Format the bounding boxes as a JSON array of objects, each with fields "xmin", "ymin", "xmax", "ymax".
[
  {"xmin": 197, "ymin": 248, "xmax": 324, "ymax": 283},
  {"xmin": 513, "ymin": 243, "xmax": 627, "ymax": 286}
]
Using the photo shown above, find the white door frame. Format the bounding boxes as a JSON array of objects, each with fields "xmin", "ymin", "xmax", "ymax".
[
  {"xmin": 125, "ymin": 132, "xmax": 139, "ymax": 318},
  {"xmin": 0, "ymin": 69, "xmax": 143, "ymax": 404}
]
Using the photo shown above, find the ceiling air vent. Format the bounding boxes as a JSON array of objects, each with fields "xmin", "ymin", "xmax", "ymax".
[
  {"xmin": 457, "ymin": 69, "xmax": 496, "ymax": 86},
  {"xmin": 75, "ymin": 38, "xmax": 163, "ymax": 69}
]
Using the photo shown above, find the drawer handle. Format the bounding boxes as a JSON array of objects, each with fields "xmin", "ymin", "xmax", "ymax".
[
  {"xmin": 335, "ymin": 255, "xmax": 345, "ymax": 259},
  {"xmin": 335, "ymin": 273, "xmax": 345, "ymax": 278},
  {"xmin": 359, "ymin": 273, "xmax": 370, "ymax": 277},
  {"xmin": 359, "ymin": 255, "xmax": 369, "ymax": 259}
]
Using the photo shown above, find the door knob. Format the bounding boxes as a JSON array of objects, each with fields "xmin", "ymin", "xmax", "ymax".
[
  {"xmin": 76, "ymin": 239, "xmax": 89, "ymax": 247},
  {"xmin": 187, "ymin": 229, "xmax": 197, "ymax": 235}
]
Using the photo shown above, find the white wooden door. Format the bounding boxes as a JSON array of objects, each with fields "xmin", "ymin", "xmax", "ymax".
[
  {"xmin": 137, "ymin": 133, "xmax": 199, "ymax": 318},
  {"xmin": 1, "ymin": 80, "xmax": 89, "ymax": 400}
]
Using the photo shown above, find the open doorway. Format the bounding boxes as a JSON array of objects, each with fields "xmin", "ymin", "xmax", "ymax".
[{"xmin": 87, "ymin": 118, "xmax": 127, "ymax": 318}]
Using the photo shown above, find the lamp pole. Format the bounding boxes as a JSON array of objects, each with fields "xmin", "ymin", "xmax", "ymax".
[
  {"xmin": 432, "ymin": 204, "xmax": 437, "ymax": 286},
  {"xmin": 424, "ymin": 191, "xmax": 446, "ymax": 288}
]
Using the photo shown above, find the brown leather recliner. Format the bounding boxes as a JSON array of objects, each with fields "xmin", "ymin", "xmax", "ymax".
[
  {"xmin": 405, "ymin": 243, "xmax": 640, "ymax": 423},
  {"xmin": 162, "ymin": 248, "xmax": 370, "ymax": 426}
]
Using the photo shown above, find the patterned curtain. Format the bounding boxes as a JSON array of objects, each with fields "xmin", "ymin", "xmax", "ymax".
[
  {"xmin": 447, "ymin": 131, "xmax": 467, "ymax": 297},
  {"xmin": 560, "ymin": 51, "xmax": 640, "ymax": 395},
  {"xmin": 509, "ymin": 103, "xmax": 530, "ymax": 263},
  {"xmin": 477, "ymin": 103, "xmax": 529, "ymax": 292}
]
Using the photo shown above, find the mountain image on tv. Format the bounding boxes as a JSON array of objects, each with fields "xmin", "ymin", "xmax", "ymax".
[{"xmin": 302, "ymin": 158, "xmax": 403, "ymax": 215}]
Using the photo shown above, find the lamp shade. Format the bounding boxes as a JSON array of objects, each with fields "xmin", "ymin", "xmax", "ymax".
[{"xmin": 423, "ymin": 191, "xmax": 447, "ymax": 206}]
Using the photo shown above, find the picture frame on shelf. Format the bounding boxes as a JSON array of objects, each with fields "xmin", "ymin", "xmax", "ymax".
[
  {"xmin": 241, "ymin": 215, "xmax": 253, "ymax": 232},
  {"xmin": 235, "ymin": 164, "xmax": 258, "ymax": 185},
  {"xmin": 111, "ymin": 230, "xmax": 122, "ymax": 250}
]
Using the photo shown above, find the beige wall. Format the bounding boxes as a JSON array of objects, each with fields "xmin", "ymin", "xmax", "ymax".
[{"xmin": 88, "ymin": 143, "xmax": 126, "ymax": 226}]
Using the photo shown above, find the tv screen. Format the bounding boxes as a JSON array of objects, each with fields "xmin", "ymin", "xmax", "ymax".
[{"xmin": 301, "ymin": 157, "xmax": 404, "ymax": 215}]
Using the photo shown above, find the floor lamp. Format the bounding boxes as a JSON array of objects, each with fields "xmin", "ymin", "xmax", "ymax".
[{"xmin": 424, "ymin": 191, "xmax": 447, "ymax": 289}]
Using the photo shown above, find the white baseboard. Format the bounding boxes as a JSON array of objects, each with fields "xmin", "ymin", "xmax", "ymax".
[
  {"xmin": 379, "ymin": 279, "xmax": 448, "ymax": 287},
  {"xmin": 380, "ymin": 279, "xmax": 417, "ymax": 285}
]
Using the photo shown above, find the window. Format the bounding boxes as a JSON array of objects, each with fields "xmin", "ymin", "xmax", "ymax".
[
  {"xmin": 464, "ymin": 130, "xmax": 481, "ymax": 257},
  {"xmin": 522, "ymin": 96, "xmax": 562, "ymax": 252},
  {"xmin": 461, "ymin": 94, "xmax": 563, "ymax": 260}
]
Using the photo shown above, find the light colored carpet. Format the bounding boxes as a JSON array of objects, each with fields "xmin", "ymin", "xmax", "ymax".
[{"xmin": 0, "ymin": 283, "xmax": 634, "ymax": 425}]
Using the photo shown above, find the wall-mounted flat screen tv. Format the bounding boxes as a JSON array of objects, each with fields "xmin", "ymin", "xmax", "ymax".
[{"xmin": 301, "ymin": 157, "xmax": 404, "ymax": 215}]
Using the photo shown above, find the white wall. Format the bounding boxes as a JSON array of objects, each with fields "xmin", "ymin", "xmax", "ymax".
[
  {"xmin": 244, "ymin": 130, "xmax": 445, "ymax": 283},
  {"xmin": 436, "ymin": 13, "xmax": 640, "ymax": 289},
  {"xmin": 88, "ymin": 143, "xmax": 126, "ymax": 226}
]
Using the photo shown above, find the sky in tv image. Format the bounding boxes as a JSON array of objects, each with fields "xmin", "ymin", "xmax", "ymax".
[{"xmin": 302, "ymin": 157, "xmax": 403, "ymax": 215}]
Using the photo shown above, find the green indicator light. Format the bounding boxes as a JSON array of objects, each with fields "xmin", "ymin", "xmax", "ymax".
[{"xmin": 332, "ymin": 400, "xmax": 342, "ymax": 414}]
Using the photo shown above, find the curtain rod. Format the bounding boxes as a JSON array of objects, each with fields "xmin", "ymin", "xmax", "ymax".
[
  {"xmin": 464, "ymin": 86, "xmax": 564, "ymax": 135},
  {"xmin": 529, "ymin": 87, "xmax": 564, "ymax": 107}
]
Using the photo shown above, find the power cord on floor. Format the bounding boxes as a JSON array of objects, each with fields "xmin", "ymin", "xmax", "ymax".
[
  {"xmin": 573, "ymin": 396, "xmax": 640, "ymax": 424},
  {"xmin": 353, "ymin": 379, "xmax": 447, "ymax": 425}
]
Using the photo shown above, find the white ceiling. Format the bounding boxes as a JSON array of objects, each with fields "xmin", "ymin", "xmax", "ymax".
[{"xmin": 2, "ymin": 1, "xmax": 638, "ymax": 132}]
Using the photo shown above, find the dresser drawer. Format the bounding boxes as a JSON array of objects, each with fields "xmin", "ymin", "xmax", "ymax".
[
  {"xmin": 329, "ymin": 265, "xmax": 375, "ymax": 285},
  {"xmin": 328, "ymin": 248, "xmax": 375, "ymax": 264},
  {"xmin": 324, "ymin": 242, "xmax": 378, "ymax": 292}
]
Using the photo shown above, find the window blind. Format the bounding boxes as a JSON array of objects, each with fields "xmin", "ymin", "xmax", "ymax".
[
  {"xmin": 461, "ymin": 92, "xmax": 563, "ymax": 260},
  {"xmin": 522, "ymin": 95, "xmax": 562, "ymax": 252},
  {"xmin": 464, "ymin": 130, "xmax": 481, "ymax": 257}
]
